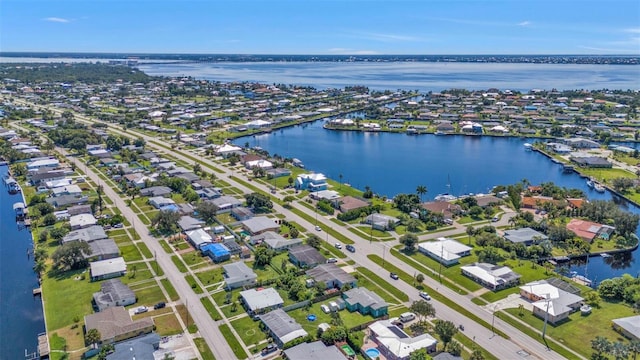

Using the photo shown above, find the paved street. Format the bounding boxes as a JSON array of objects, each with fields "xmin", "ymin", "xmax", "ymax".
[{"xmin": 9, "ymin": 101, "xmax": 582, "ymax": 360}]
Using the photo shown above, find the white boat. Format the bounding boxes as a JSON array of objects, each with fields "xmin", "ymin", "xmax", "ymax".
[
  {"xmin": 586, "ymin": 179, "xmax": 594, "ymax": 188},
  {"xmin": 601, "ymin": 253, "xmax": 612, "ymax": 258},
  {"xmin": 524, "ymin": 143, "xmax": 533, "ymax": 151},
  {"xmin": 435, "ymin": 193, "xmax": 457, "ymax": 201},
  {"xmin": 594, "ymin": 183, "xmax": 605, "ymax": 193}
]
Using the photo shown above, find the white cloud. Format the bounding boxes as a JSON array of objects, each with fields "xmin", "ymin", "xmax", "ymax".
[
  {"xmin": 44, "ymin": 17, "xmax": 70, "ymax": 23},
  {"xmin": 327, "ymin": 48, "xmax": 378, "ymax": 55},
  {"xmin": 518, "ymin": 21, "xmax": 532, "ymax": 27},
  {"xmin": 624, "ymin": 28, "xmax": 640, "ymax": 34}
]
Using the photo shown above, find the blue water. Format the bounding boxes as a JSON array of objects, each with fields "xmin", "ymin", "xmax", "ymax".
[
  {"xmin": 365, "ymin": 348, "xmax": 381, "ymax": 358},
  {"xmin": 234, "ymin": 121, "xmax": 640, "ymax": 283},
  {"xmin": 139, "ymin": 62, "xmax": 640, "ymax": 92},
  {"xmin": 0, "ymin": 165, "xmax": 45, "ymax": 357}
]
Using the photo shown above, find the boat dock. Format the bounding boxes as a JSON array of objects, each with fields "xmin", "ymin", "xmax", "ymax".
[{"xmin": 37, "ymin": 333, "xmax": 49, "ymax": 359}]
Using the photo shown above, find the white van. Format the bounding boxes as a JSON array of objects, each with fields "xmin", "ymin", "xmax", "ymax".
[{"xmin": 399, "ymin": 312, "xmax": 416, "ymax": 323}]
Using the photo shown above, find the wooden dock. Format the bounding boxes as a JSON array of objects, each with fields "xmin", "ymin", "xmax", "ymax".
[
  {"xmin": 32, "ymin": 288, "xmax": 42, "ymax": 296},
  {"xmin": 37, "ymin": 333, "xmax": 49, "ymax": 359}
]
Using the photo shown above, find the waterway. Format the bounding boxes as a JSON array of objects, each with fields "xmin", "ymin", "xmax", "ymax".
[
  {"xmin": 0, "ymin": 165, "xmax": 45, "ymax": 358},
  {"xmin": 138, "ymin": 61, "xmax": 640, "ymax": 92},
  {"xmin": 234, "ymin": 121, "xmax": 640, "ymax": 283}
]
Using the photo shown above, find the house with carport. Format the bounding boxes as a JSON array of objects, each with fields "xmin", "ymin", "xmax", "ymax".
[
  {"xmin": 461, "ymin": 263, "xmax": 521, "ymax": 291},
  {"xmin": 367, "ymin": 319, "xmax": 438, "ymax": 360}
]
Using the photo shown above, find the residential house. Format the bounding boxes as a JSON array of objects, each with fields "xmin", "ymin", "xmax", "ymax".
[
  {"xmin": 251, "ymin": 231, "xmax": 303, "ymax": 251},
  {"xmin": 283, "ymin": 341, "xmax": 347, "ymax": 360},
  {"xmin": 90, "ymin": 257, "xmax": 127, "ymax": 281},
  {"xmin": 69, "ymin": 213, "xmax": 98, "ymax": 230},
  {"xmin": 86, "ymin": 238, "xmax": 120, "ymax": 261},
  {"xmin": 140, "ymin": 186, "xmax": 173, "ymax": 198},
  {"xmin": 28, "ymin": 169, "xmax": 68, "ymax": 186},
  {"xmin": 266, "ymin": 168, "xmax": 291, "ymax": 179},
  {"xmin": 51, "ymin": 184, "xmax": 83, "ymax": 197},
  {"xmin": 62, "ymin": 225, "xmax": 108, "ymax": 244},
  {"xmin": 420, "ymin": 201, "xmax": 462, "ymax": 220},
  {"xmin": 223, "ymin": 261, "xmax": 257, "ymax": 289},
  {"xmin": 474, "ymin": 195, "xmax": 502, "ymax": 208},
  {"xmin": 196, "ymin": 187, "xmax": 222, "ymax": 200},
  {"xmin": 177, "ymin": 216, "xmax": 205, "ymax": 232},
  {"xmin": 521, "ymin": 195, "xmax": 557, "ymax": 210},
  {"xmin": 612, "ymin": 315, "xmax": 640, "ymax": 341},
  {"xmin": 364, "ymin": 213, "xmax": 400, "ymax": 231},
  {"xmin": 418, "ymin": 238, "xmax": 472, "ymax": 266},
  {"xmin": 259, "ymin": 309, "xmax": 308, "ymax": 347},
  {"xmin": 569, "ymin": 156, "xmax": 613, "ymax": 168},
  {"xmin": 564, "ymin": 137, "xmax": 600, "ymax": 149},
  {"xmin": 295, "ymin": 173, "xmax": 328, "ymax": 191},
  {"xmin": 148, "ymin": 196, "xmax": 176, "ymax": 209},
  {"xmin": 27, "ymin": 158, "xmax": 59, "ymax": 171},
  {"xmin": 84, "ymin": 306, "xmax": 154, "ymax": 344},
  {"xmin": 566, "ymin": 219, "xmax": 615, "ymax": 242},
  {"xmin": 289, "ymin": 245, "xmax": 326, "ymax": 268},
  {"xmin": 201, "ymin": 243, "xmax": 231, "ymax": 263},
  {"xmin": 520, "ymin": 279, "xmax": 584, "ymax": 324},
  {"xmin": 240, "ymin": 287, "xmax": 284, "ymax": 315},
  {"xmin": 185, "ymin": 228, "xmax": 213, "ymax": 249},
  {"xmin": 242, "ymin": 216, "xmax": 279, "ymax": 235},
  {"xmin": 107, "ymin": 333, "xmax": 161, "ymax": 360},
  {"xmin": 460, "ymin": 263, "xmax": 521, "ymax": 291},
  {"xmin": 210, "ymin": 195, "xmax": 243, "ymax": 213},
  {"xmin": 67, "ymin": 204, "xmax": 93, "ymax": 216},
  {"xmin": 503, "ymin": 228, "xmax": 548, "ymax": 246},
  {"xmin": 367, "ymin": 319, "xmax": 438, "ymax": 360},
  {"xmin": 337, "ymin": 196, "xmax": 369, "ymax": 212},
  {"xmin": 231, "ymin": 206, "xmax": 254, "ymax": 221},
  {"xmin": 342, "ymin": 288, "xmax": 388, "ymax": 318},
  {"xmin": 93, "ymin": 279, "xmax": 136, "ymax": 312},
  {"xmin": 306, "ymin": 263, "xmax": 357, "ymax": 289}
]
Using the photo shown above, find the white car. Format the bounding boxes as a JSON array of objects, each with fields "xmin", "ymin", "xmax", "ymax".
[
  {"xmin": 321, "ymin": 304, "xmax": 331, "ymax": 314},
  {"xmin": 315, "ymin": 225, "xmax": 322, "ymax": 231},
  {"xmin": 419, "ymin": 292, "xmax": 431, "ymax": 300},
  {"xmin": 134, "ymin": 306, "xmax": 148, "ymax": 314},
  {"xmin": 334, "ymin": 243, "xmax": 342, "ymax": 249}
]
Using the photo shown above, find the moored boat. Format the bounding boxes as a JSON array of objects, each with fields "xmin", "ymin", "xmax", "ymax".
[
  {"xmin": 524, "ymin": 143, "xmax": 532, "ymax": 151},
  {"xmin": 594, "ymin": 183, "xmax": 605, "ymax": 193}
]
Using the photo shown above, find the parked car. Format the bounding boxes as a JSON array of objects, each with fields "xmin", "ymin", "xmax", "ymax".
[
  {"xmin": 326, "ymin": 258, "xmax": 338, "ymax": 263},
  {"xmin": 491, "ymin": 216, "xmax": 499, "ymax": 222},
  {"xmin": 390, "ymin": 272, "xmax": 399, "ymax": 280},
  {"xmin": 334, "ymin": 243, "xmax": 342, "ymax": 249},
  {"xmin": 444, "ymin": 218, "xmax": 454, "ymax": 225},
  {"xmin": 321, "ymin": 304, "xmax": 331, "ymax": 314},
  {"xmin": 154, "ymin": 302, "xmax": 166, "ymax": 309},
  {"xmin": 134, "ymin": 306, "xmax": 148, "ymax": 314},
  {"xmin": 315, "ymin": 225, "xmax": 322, "ymax": 231},
  {"xmin": 261, "ymin": 344, "xmax": 278, "ymax": 356},
  {"xmin": 346, "ymin": 244, "xmax": 356, "ymax": 252},
  {"xmin": 419, "ymin": 292, "xmax": 431, "ymax": 300}
]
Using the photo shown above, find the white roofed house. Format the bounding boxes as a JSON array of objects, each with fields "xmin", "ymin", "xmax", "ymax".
[
  {"xmin": 259, "ymin": 309, "xmax": 308, "ymax": 347},
  {"xmin": 90, "ymin": 257, "xmax": 127, "ymax": 281},
  {"xmin": 241, "ymin": 216, "xmax": 279, "ymax": 235},
  {"xmin": 27, "ymin": 158, "xmax": 59, "ymax": 171},
  {"xmin": 364, "ymin": 213, "xmax": 400, "ymax": 231},
  {"xmin": 214, "ymin": 144, "xmax": 243, "ymax": 157},
  {"xmin": 418, "ymin": 238, "xmax": 472, "ymax": 266},
  {"xmin": 186, "ymin": 228, "xmax": 213, "ymax": 250},
  {"xmin": 520, "ymin": 279, "xmax": 584, "ymax": 324},
  {"xmin": 210, "ymin": 195, "xmax": 243, "ymax": 213},
  {"xmin": 461, "ymin": 263, "xmax": 521, "ymax": 291},
  {"xmin": 69, "ymin": 213, "xmax": 98, "ymax": 230},
  {"xmin": 367, "ymin": 319, "xmax": 438, "ymax": 359},
  {"xmin": 240, "ymin": 287, "xmax": 284, "ymax": 315},
  {"xmin": 245, "ymin": 119, "xmax": 273, "ymax": 129},
  {"xmin": 222, "ymin": 261, "xmax": 257, "ymax": 289},
  {"xmin": 245, "ymin": 159, "xmax": 273, "ymax": 170}
]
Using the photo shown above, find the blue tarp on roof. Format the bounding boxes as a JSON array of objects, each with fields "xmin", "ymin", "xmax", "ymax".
[
  {"xmin": 163, "ymin": 204, "xmax": 180, "ymax": 212},
  {"xmin": 202, "ymin": 243, "xmax": 230, "ymax": 262}
]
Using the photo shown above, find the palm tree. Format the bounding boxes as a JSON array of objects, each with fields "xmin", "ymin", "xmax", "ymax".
[
  {"xmin": 628, "ymin": 340, "xmax": 640, "ymax": 360},
  {"xmin": 466, "ymin": 225, "xmax": 475, "ymax": 245},
  {"xmin": 339, "ymin": 174, "xmax": 343, "ymax": 190},
  {"xmin": 416, "ymin": 185, "xmax": 427, "ymax": 203},
  {"xmin": 591, "ymin": 336, "xmax": 612, "ymax": 360}
]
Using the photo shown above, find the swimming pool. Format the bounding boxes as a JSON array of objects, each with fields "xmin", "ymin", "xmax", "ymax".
[{"xmin": 365, "ymin": 348, "xmax": 381, "ymax": 358}]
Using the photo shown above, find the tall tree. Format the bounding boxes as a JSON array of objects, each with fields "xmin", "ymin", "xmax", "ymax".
[
  {"xmin": 85, "ymin": 328, "xmax": 101, "ymax": 347},
  {"xmin": 416, "ymin": 185, "xmax": 427, "ymax": 203},
  {"xmin": 400, "ymin": 233, "xmax": 418, "ymax": 252},
  {"xmin": 52, "ymin": 241, "xmax": 91, "ymax": 271},
  {"xmin": 409, "ymin": 300, "xmax": 436, "ymax": 323},
  {"xmin": 434, "ymin": 320, "xmax": 458, "ymax": 350}
]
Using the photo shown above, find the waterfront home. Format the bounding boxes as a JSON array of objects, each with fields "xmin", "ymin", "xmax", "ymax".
[
  {"xmin": 566, "ymin": 219, "xmax": 615, "ymax": 242},
  {"xmin": 214, "ymin": 143, "xmax": 243, "ymax": 157},
  {"xmin": 364, "ymin": 213, "xmax": 400, "ymax": 231},
  {"xmin": 51, "ymin": 184, "xmax": 82, "ymax": 197},
  {"xmin": 521, "ymin": 195, "xmax": 557, "ymax": 209},
  {"xmin": 520, "ymin": 279, "xmax": 583, "ymax": 324},
  {"xmin": 209, "ymin": 195, "xmax": 243, "ymax": 213},
  {"xmin": 503, "ymin": 227, "xmax": 549, "ymax": 246},
  {"xmin": 90, "ymin": 257, "xmax": 127, "ymax": 281},
  {"xmin": 27, "ymin": 158, "xmax": 59, "ymax": 171},
  {"xmin": 460, "ymin": 263, "xmax": 521, "ymax": 291},
  {"xmin": 289, "ymin": 245, "xmax": 326, "ymax": 268},
  {"xmin": 418, "ymin": 238, "xmax": 472, "ymax": 266},
  {"xmin": 62, "ymin": 225, "xmax": 108, "ymax": 243},
  {"xmin": 259, "ymin": 309, "xmax": 308, "ymax": 347},
  {"xmin": 283, "ymin": 341, "xmax": 347, "ymax": 360},
  {"xmin": 28, "ymin": 168, "xmax": 68, "ymax": 186},
  {"xmin": 240, "ymin": 287, "xmax": 284, "ymax": 315},
  {"xmin": 612, "ymin": 315, "xmax": 640, "ymax": 341},
  {"xmin": 266, "ymin": 167, "xmax": 291, "ymax": 179},
  {"xmin": 306, "ymin": 263, "xmax": 357, "ymax": 289},
  {"xmin": 309, "ymin": 189, "xmax": 340, "ymax": 202},
  {"xmin": 245, "ymin": 159, "xmax": 273, "ymax": 170},
  {"xmin": 474, "ymin": 195, "xmax": 502, "ymax": 208},
  {"xmin": 222, "ymin": 261, "xmax": 257, "ymax": 289},
  {"xmin": 109, "ymin": 333, "xmax": 161, "ymax": 360},
  {"xmin": 420, "ymin": 201, "xmax": 462, "ymax": 220},
  {"xmin": 201, "ymin": 243, "xmax": 231, "ymax": 263},
  {"xmin": 342, "ymin": 287, "xmax": 388, "ymax": 318},
  {"xmin": 69, "ymin": 213, "xmax": 98, "ymax": 230},
  {"xmin": 337, "ymin": 196, "xmax": 369, "ymax": 212},
  {"xmin": 241, "ymin": 216, "xmax": 279, "ymax": 235},
  {"xmin": 564, "ymin": 137, "xmax": 600, "ymax": 149},
  {"xmin": 295, "ymin": 173, "xmax": 328, "ymax": 191},
  {"xmin": 84, "ymin": 306, "xmax": 154, "ymax": 344},
  {"xmin": 250, "ymin": 231, "xmax": 303, "ymax": 251},
  {"xmin": 92, "ymin": 279, "xmax": 136, "ymax": 312},
  {"xmin": 367, "ymin": 319, "xmax": 438, "ymax": 360},
  {"xmin": 569, "ymin": 156, "xmax": 613, "ymax": 168},
  {"xmin": 185, "ymin": 228, "xmax": 213, "ymax": 249}
]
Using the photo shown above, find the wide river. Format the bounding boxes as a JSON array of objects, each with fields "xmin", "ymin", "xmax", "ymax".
[{"xmin": 0, "ymin": 165, "xmax": 45, "ymax": 358}]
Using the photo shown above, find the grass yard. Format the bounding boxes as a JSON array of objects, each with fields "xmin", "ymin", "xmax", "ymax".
[
  {"xmin": 148, "ymin": 260, "xmax": 164, "ymax": 276},
  {"xmin": 137, "ymin": 242, "xmax": 153, "ymax": 258},
  {"xmin": 153, "ymin": 313, "xmax": 184, "ymax": 336},
  {"xmin": 159, "ymin": 239, "xmax": 173, "ymax": 253},
  {"xmin": 504, "ymin": 300, "xmax": 636, "ymax": 359},
  {"xmin": 194, "ymin": 337, "xmax": 217, "ymax": 360},
  {"xmin": 579, "ymin": 167, "xmax": 637, "ymax": 182},
  {"xmin": 195, "ymin": 268, "xmax": 224, "ymax": 286},
  {"xmin": 42, "ymin": 269, "xmax": 101, "ymax": 330},
  {"xmin": 176, "ymin": 304, "xmax": 198, "ymax": 334},
  {"xmin": 357, "ymin": 267, "xmax": 409, "ymax": 302},
  {"xmin": 160, "ymin": 278, "xmax": 180, "ymax": 301},
  {"xmin": 185, "ymin": 274, "xmax": 204, "ymax": 294},
  {"xmin": 404, "ymin": 249, "xmax": 483, "ymax": 292},
  {"xmin": 133, "ymin": 284, "xmax": 167, "ymax": 306},
  {"xmin": 171, "ymin": 255, "xmax": 188, "ymax": 273},
  {"xmin": 119, "ymin": 244, "xmax": 143, "ymax": 261},
  {"xmin": 231, "ymin": 316, "xmax": 268, "ymax": 347},
  {"xmin": 288, "ymin": 303, "xmax": 375, "ymax": 334},
  {"xmin": 219, "ymin": 323, "xmax": 249, "ymax": 359},
  {"xmin": 182, "ymin": 250, "xmax": 209, "ymax": 267},
  {"xmin": 201, "ymin": 297, "xmax": 222, "ymax": 320}
]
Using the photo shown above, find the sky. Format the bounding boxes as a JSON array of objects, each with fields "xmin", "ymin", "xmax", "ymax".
[{"xmin": 1, "ymin": 0, "xmax": 639, "ymax": 55}]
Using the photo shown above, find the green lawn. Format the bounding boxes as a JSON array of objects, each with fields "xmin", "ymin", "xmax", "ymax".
[
  {"xmin": 231, "ymin": 316, "xmax": 268, "ymax": 347},
  {"xmin": 149, "ymin": 260, "xmax": 164, "ymax": 276},
  {"xmin": 159, "ymin": 240, "xmax": 173, "ymax": 253},
  {"xmin": 171, "ymin": 255, "xmax": 188, "ymax": 273},
  {"xmin": 133, "ymin": 284, "xmax": 167, "ymax": 306},
  {"xmin": 138, "ymin": 242, "xmax": 153, "ymax": 258},
  {"xmin": 201, "ymin": 297, "xmax": 222, "ymax": 321},
  {"xmin": 357, "ymin": 267, "xmax": 409, "ymax": 302},
  {"xmin": 194, "ymin": 337, "xmax": 217, "ymax": 360},
  {"xmin": 504, "ymin": 300, "xmax": 635, "ymax": 359},
  {"xmin": 160, "ymin": 278, "xmax": 180, "ymax": 301},
  {"xmin": 119, "ymin": 244, "xmax": 143, "ymax": 261},
  {"xmin": 185, "ymin": 274, "xmax": 204, "ymax": 294},
  {"xmin": 219, "ymin": 323, "xmax": 249, "ymax": 359},
  {"xmin": 579, "ymin": 167, "xmax": 637, "ymax": 182},
  {"xmin": 181, "ymin": 250, "xmax": 209, "ymax": 267},
  {"xmin": 195, "ymin": 268, "xmax": 224, "ymax": 286},
  {"xmin": 42, "ymin": 268, "xmax": 101, "ymax": 330},
  {"xmin": 288, "ymin": 302, "xmax": 375, "ymax": 334}
]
